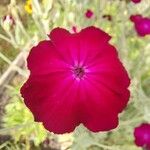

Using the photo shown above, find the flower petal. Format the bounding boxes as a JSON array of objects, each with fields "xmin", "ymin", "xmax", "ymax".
[
  {"xmin": 49, "ymin": 28, "xmax": 76, "ymax": 65},
  {"xmin": 27, "ymin": 40, "xmax": 69, "ymax": 75},
  {"xmin": 78, "ymin": 26, "xmax": 112, "ymax": 65},
  {"xmin": 21, "ymin": 72, "xmax": 80, "ymax": 134},
  {"xmin": 86, "ymin": 44, "xmax": 130, "ymax": 94},
  {"xmin": 80, "ymin": 26, "xmax": 111, "ymax": 44},
  {"xmin": 78, "ymin": 81, "xmax": 118, "ymax": 132}
]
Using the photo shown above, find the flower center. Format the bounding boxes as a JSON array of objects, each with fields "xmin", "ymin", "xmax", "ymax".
[{"xmin": 73, "ymin": 66, "xmax": 85, "ymax": 79}]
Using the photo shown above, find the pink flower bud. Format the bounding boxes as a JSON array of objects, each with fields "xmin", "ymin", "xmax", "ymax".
[
  {"xmin": 131, "ymin": 0, "xmax": 141, "ymax": 3},
  {"xmin": 85, "ymin": 9, "xmax": 94, "ymax": 19}
]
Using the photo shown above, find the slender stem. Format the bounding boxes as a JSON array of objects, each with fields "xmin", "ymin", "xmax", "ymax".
[
  {"xmin": 0, "ymin": 141, "xmax": 10, "ymax": 149},
  {"xmin": 32, "ymin": 0, "xmax": 42, "ymax": 15},
  {"xmin": 0, "ymin": 34, "xmax": 16, "ymax": 47},
  {"xmin": 94, "ymin": 143, "xmax": 120, "ymax": 150},
  {"xmin": 10, "ymin": 0, "xmax": 30, "ymax": 40},
  {"xmin": 32, "ymin": 15, "xmax": 47, "ymax": 38},
  {"xmin": 0, "ymin": 52, "xmax": 27, "ymax": 77},
  {"xmin": 6, "ymin": 30, "xmax": 18, "ymax": 46}
]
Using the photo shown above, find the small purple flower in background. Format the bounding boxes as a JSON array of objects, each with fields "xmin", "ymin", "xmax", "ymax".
[
  {"xmin": 85, "ymin": 9, "xmax": 94, "ymax": 19},
  {"xmin": 130, "ymin": 15, "xmax": 150, "ymax": 37},
  {"xmin": 131, "ymin": 0, "xmax": 141, "ymax": 3},
  {"xmin": 130, "ymin": 14, "xmax": 142, "ymax": 22},
  {"xmin": 134, "ymin": 123, "xmax": 150, "ymax": 150}
]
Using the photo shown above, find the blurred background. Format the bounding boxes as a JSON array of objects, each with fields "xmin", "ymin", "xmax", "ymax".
[{"xmin": 0, "ymin": 0, "xmax": 150, "ymax": 149}]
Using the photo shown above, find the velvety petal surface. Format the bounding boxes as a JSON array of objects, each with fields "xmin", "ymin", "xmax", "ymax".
[
  {"xmin": 21, "ymin": 26, "xmax": 130, "ymax": 134},
  {"xmin": 78, "ymin": 26, "xmax": 112, "ymax": 65},
  {"xmin": 49, "ymin": 28, "xmax": 79, "ymax": 65},
  {"xmin": 78, "ymin": 80, "xmax": 119, "ymax": 131},
  {"xmin": 21, "ymin": 72, "xmax": 81, "ymax": 133},
  {"xmin": 27, "ymin": 40, "xmax": 70, "ymax": 75}
]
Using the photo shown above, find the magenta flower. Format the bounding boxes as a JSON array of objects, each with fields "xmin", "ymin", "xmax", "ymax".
[
  {"xmin": 134, "ymin": 123, "xmax": 150, "ymax": 149},
  {"xmin": 130, "ymin": 14, "xmax": 142, "ymax": 22},
  {"xmin": 21, "ymin": 26, "xmax": 130, "ymax": 134},
  {"xmin": 85, "ymin": 9, "xmax": 94, "ymax": 19},
  {"xmin": 130, "ymin": 15, "xmax": 150, "ymax": 36},
  {"xmin": 131, "ymin": 0, "xmax": 141, "ymax": 3}
]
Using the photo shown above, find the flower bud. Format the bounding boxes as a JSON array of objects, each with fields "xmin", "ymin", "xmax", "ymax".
[{"xmin": 1, "ymin": 15, "xmax": 15, "ymax": 31}]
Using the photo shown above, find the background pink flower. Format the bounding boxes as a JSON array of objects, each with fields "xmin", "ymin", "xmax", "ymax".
[
  {"xmin": 131, "ymin": 0, "xmax": 141, "ymax": 3},
  {"xmin": 130, "ymin": 15, "xmax": 150, "ymax": 36},
  {"xmin": 130, "ymin": 14, "xmax": 142, "ymax": 22},
  {"xmin": 85, "ymin": 9, "xmax": 94, "ymax": 19},
  {"xmin": 21, "ymin": 26, "xmax": 130, "ymax": 134},
  {"xmin": 134, "ymin": 123, "xmax": 150, "ymax": 149}
]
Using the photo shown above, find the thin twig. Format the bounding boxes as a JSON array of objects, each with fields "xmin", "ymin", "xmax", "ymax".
[
  {"xmin": 0, "ymin": 34, "xmax": 15, "ymax": 46},
  {"xmin": 0, "ymin": 52, "xmax": 27, "ymax": 77}
]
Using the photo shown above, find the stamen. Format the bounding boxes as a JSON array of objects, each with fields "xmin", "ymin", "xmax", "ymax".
[{"xmin": 73, "ymin": 66, "xmax": 85, "ymax": 79}]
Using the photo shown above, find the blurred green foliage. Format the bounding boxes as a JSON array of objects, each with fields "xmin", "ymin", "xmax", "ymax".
[{"xmin": 2, "ymin": 85, "xmax": 47, "ymax": 147}]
